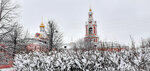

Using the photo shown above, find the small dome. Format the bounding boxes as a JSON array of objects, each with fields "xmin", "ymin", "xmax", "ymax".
[
  {"xmin": 35, "ymin": 33, "xmax": 43, "ymax": 38},
  {"xmin": 35, "ymin": 33, "xmax": 40, "ymax": 37},
  {"xmin": 89, "ymin": 8, "xmax": 92, "ymax": 12},
  {"xmin": 40, "ymin": 23, "xmax": 45, "ymax": 27},
  {"xmin": 40, "ymin": 20, "xmax": 45, "ymax": 27}
]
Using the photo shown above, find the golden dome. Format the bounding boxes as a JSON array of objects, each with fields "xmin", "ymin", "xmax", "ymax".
[
  {"xmin": 40, "ymin": 21, "xmax": 45, "ymax": 27},
  {"xmin": 40, "ymin": 23, "xmax": 45, "ymax": 27},
  {"xmin": 89, "ymin": 8, "xmax": 92, "ymax": 12}
]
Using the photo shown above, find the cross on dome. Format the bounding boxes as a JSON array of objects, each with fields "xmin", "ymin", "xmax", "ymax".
[{"xmin": 89, "ymin": 4, "xmax": 92, "ymax": 12}]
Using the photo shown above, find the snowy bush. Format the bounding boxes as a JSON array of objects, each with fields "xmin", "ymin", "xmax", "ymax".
[{"xmin": 13, "ymin": 48, "xmax": 150, "ymax": 71}]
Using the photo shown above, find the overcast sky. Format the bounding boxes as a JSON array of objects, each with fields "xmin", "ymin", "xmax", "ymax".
[{"xmin": 18, "ymin": 0, "xmax": 150, "ymax": 45}]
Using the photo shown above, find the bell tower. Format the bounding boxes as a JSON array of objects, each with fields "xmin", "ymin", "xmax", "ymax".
[{"xmin": 84, "ymin": 8, "xmax": 99, "ymax": 45}]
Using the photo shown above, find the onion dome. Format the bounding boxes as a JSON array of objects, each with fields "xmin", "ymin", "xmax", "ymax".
[
  {"xmin": 40, "ymin": 23, "xmax": 45, "ymax": 28},
  {"xmin": 89, "ymin": 8, "xmax": 92, "ymax": 12},
  {"xmin": 40, "ymin": 19, "xmax": 45, "ymax": 28}
]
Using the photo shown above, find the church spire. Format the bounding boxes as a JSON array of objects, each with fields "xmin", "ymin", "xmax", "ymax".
[
  {"xmin": 85, "ymin": 5, "xmax": 99, "ymax": 44},
  {"xmin": 89, "ymin": 4, "xmax": 92, "ymax": 12},
  {"xmin": 40, "ymin": 17, "xmax": 45, "ymax": 33},
  {"xmin": 40, "ymin": 17, "xmax": 45, "ymax": 28}
]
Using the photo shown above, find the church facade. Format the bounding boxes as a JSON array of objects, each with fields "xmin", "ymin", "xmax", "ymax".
[{"xmin": 84, "ymin": 8, "xmax": 99, "ymax": 44}]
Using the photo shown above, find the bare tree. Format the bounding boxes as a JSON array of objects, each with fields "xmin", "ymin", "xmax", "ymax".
[
  {"xmin": 75, "ymin": 38, "xmax": 99, "ymax": 49},
  {"xmin": 0, "ymin": 0, "xmax": 19, "ymax": 60},
  {"xmin": 130, "ymin": 35, "xmax": 136, "ymax": 49},
  {"xmin": 9, "ymin": 23, "xmax": 23, "ymax": 55},
  {"xmin": 45, "ymin": 20, "xmax": 63, "ymax": 51},
  {"xmin": 0, "ymin": 0, "xmax": 19, "ymax": 41},
  {"xmin": 75, "ymin": 38, "xmax": 85, "ymax": 48},
  {"xmin": 10, "ymin": 23, "xmax": 22, "ymax": 46}
]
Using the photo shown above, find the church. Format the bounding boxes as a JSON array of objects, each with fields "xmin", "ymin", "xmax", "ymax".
[
  {"xmin": 35, "ymin": 20, "xmax": 47, "ymax": 40},
  {"xmin": 84, "ymin": 8, "xmax": 99, "ymax": 45},
  {"xmin": 33, "ymin": 8, "xmax": 99, "ymax": 49}
]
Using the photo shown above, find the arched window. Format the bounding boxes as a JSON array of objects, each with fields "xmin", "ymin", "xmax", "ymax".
[{"xmin": 89, "ymin": 27, "xmax": 92, "ymax": 34}]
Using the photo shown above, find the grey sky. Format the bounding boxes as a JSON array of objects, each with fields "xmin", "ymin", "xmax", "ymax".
[{"xmin": 19, "ymin": 0, "xmax": 150, "ymax": 45}]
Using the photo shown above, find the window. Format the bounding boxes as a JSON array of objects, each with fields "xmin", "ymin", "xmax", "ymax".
[
  {"xmin": 89, "ymin": 21, "xmax": 92, "ymax": 23},
  {"xmin": 89, "ymin": 27, "xmax": 92, "ymax": 34},
  {"xmin": 94, "ymin": 26, "xmax": 95, "ymax": 33}
]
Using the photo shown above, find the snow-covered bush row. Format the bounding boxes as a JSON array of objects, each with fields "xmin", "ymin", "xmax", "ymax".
[{"xmin": 13, "ymin": 48, "xmax": 150, "ymax": 71}]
